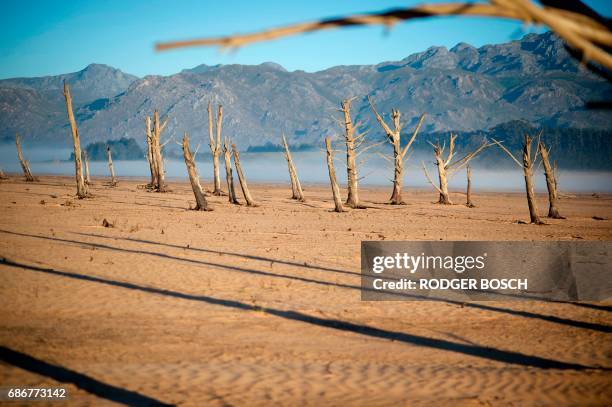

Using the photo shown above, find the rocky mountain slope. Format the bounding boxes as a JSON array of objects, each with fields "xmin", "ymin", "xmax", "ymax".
[{"xmin": 0, "ymin": 32, "xmax": 609, "ymax": 150}]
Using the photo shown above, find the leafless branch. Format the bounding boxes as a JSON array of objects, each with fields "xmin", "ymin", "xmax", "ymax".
[
  {"xmin": 492, "ymin": 139, "xmax": 523, "ymax": 168},
  {"xmin": 421, "ymin": 161, "xmax": 444, "ymax": 195},
  {"xmin": 401, "ymin": 113, "xmax": 426, "ymax": 158}
]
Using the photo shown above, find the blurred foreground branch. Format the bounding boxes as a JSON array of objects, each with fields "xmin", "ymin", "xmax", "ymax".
[{"xmin": 156, "ymin": 0, "xmax": 612, "ymax": 70}]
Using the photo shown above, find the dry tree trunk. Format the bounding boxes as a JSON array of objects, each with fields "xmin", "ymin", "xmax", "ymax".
[
  {"xmin": 63, "ymin": 82, "xmax": 88, "ymax": 198},
  {"xmin": 82, "ymin": 150, "xmax": 91, "ymax": 185},
  {"xmin": 223, "ymin": 139, "xmax": 239, "ymax": 204},
  {"xmin": 106, "ymin": 146, "xmax": 117, "ymax": 187},
  {"xmin": 231, "ymin": 144, "xmax": 257, "ymax": 207},
  {"xmin": 325, "ymin": 137, "xmax": 344, "ymax": 212},
  {"xmin": 522, "ymin": 135, "xmax": 542, "ymax": 224},
  {"xmin": 341, "ymin": 98, "xmax": 364, "ymax": 208},
  {"xmin": 208, "ymin": 102, "xmax": 224, "ymax": 195},
  {"xmin": 15, "ymin": 133, "xmax": 35, "ymax": 182},
  {"xmin": 390, "ymin": 141, "xmax": 403, "ymax": 204},
  {"xmin": 368, "ymin": 96, "xmax": 425, "ymax": 205},
  {"xmin": 494, "ymin": 134, "xmax": 543, "ymax": 225},
  {"xmin": 436, "ymin": 155, "xmax": 453, "ymax": 205},
  {"xmin": 434, "ymin": 142, "xmax": 452, "ymax": 204},
  {"xmin": 145, "ymin": 116, "xmax": 157, "ymax": 188},
  {"xmin": 538, "ymin": 141, "xmax": 564, "ymax": 219},
  {"xmin": 553, "ymin": 161, "xmax": 560, "ymax": 198},
  {"xmin": 282, "ymin": 134, "xmax": 305, "ymax": 201},
  {"xmin": 466, "ymin": 164, "xmax": 475, "ymax": 208},
  {"xmin": 182, "ymin": 132, "xmax": 211, "ymax": 211},
  {"xmin": 152, "ymin": 110, "xmax": 167, "ymax": 192}
]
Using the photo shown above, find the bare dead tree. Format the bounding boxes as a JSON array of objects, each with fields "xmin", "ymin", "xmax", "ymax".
[
  {"xmin": 145, "ymin": 111, "xmax": 170, "ymax": 192},
  {"xmin": 339, "ymin": 98, "xmax": 369, "ymax": 209},
  {"xmin": 182, "ymin": 132, "xmax": 211, "ymax": 211},
  {"xmin": 153, "ymin": 110, "xmax": 168, "ymax": 192},
  {"xmin": 63, "ymin": 82, "xmax": 88, "ymax": 198},
  {"xmin": 232, "ymin": 144, "xmax": 257, "ymax": 207},
  {"xmin": 538, "ymin": 140, "xmax": 564, "ymax": 219},
  {"xmin": 325, "ymin": 136, "xmax": 344, "ymax": 212},
  {"xmin": 157, "ymin": 2, "xmax": 612, "ymax": 71},
  {"xmin": 281, "ymin": 133, "xmax": 305, "ymax": 201},
  {"xmin": 368, "ymin": 96, "xmax": 425, "ymax": 204},
  {"xmin": 208, "ymin": 102, "xmax": 224, "ymax": 195},
  {"xmin": 106, "ymin": 146, "xmax": 117, "ymax": 187},
  {"xmin": 494, "ymin": 135, "xmax": 543, "ymax": 225},
  {"xmin": 15, "ymin": 133, "xmax": 35, "ymax": 182},
  {"xmin": 82, "ymin": 150, "xmax": 91, "ymax": 185},
  {"xmin": 466, "ymin": 164, "xmax": 475, "ymax": 208},
  {"xmin": 422, "ymin": 134, "xmax": 493, "ymax": 205},
  {"xmin": 145, "ymin": 116, "xmax": 157, "ymax": 188},
  {"xmin": 223, "ymin": 138, "xmax": 239, "ymax": 204}
]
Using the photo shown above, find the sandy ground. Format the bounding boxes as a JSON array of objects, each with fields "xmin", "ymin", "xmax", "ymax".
[{"xmin": 0, "ymin": 175, "xmax": 611, "ymax": 406}]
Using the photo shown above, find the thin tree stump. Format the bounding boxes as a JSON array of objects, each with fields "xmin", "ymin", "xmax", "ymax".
[
  {"xmin": 223, "ymin": 138, "xmax": 239, "ymax": 204},
  {"xmin": 15, "ymin": 133, "xmax": 35, "ymax": 182},
  {"xmin": 325, "ymin": 137, "xmax": 344, "ymax": 212},
  {"xmin": 182, "ymin": 132, "xmax": 211, "ymax": 211},
  {"xmin": 82, "ymin": 150, "xmax": 91, "ymax": 185},
  {"xmin": 106, "ymin": 146, "xmax": 117, "ymax": 187},
  {"xmin": 282, "ymin": 134, "xmax": 305, "ymax": 201},
  {"xmin": 466, "ymin": 164, "xmax": 475, "ymax": 208},
  {"xmin": 152, "ymin": 110, "xmax": 167, "ymax": 192},
  {"xmin": 145, "ymin": 116, "xmax": 157, "ymax": 188},
  {"xmin": 232, "ymin": 144, "xmax": 257, "ymax": 207},
  {"xmin": 553, "ymin": 161, "xmax": 560, "ymax": 198},
  {"xmin": 63, "ymin": 81, "xmax": 88, "ymax": 198},
  {"xmin": 208, "ymin": 102, "xmax": 224, "ymax": 195},
  {"xmin": 538, "ymin": 141, "xmax": 564, "ymax": 219}
]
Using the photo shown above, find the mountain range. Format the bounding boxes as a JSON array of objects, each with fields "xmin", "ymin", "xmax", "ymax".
[{"xmin": 0, "ymin": 32, "xmax": 610, "ymax": 154}]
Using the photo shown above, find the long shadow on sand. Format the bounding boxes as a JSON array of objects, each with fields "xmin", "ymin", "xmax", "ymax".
[
  {"xmin": 0, "ymin": 258, "xmax": 600, "ymax": 371},
  {"xmin": 1, "ymin": 229, "xmax": 611, "ymax": 334},
  {"xmin": 76, "ymin": 233, "xmax": 612, "ymax": 312},
  {"xmin": 0, "ymin": 345, "xmax": 171, "ymax": 406},
  {"xmin": 77, "ymin": 232, "xmax": 359, "ymax": 276}
]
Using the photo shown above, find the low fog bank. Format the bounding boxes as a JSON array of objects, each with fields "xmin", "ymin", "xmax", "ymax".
[{"xmin": 1, "ymin": 146, "xmax": 610, "ymax": 193}]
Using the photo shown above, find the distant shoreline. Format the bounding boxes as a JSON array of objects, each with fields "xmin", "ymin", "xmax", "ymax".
[{"xmin": 2, "ymin": 173, "xmax": 611, "ymax": 196}]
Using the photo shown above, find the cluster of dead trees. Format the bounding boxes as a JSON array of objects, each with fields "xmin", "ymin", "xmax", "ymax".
[
  {"xmin": 316, "ymin": 96, "xmax": 427, "ymax": 212},
  {"xmin": 43, "ymin": 83, "xmax": 259, "ymax": 210},
  {"xmin": 175, "ymin": 102, "xmax": 257, "ymax": 211},
  {"xmin": 493, "ymin": 134, "xmax": 563, "ymax": 223},
  {"xmin": 313, "ymin": 95, "xmax": 564, "ymax": 224},
  {"xmin": 145, "ymin": 111, "xmax": 169, "ymax": 192},
  {"xmin": 421, "ymin": 134, "xmax": 495, "ymax": 206},
  {"xmin": 6, "ymin": 80, "xmax": 142, "ymax": 194},
  {"xmin": 152, "ymin": 0, "xmax": 605, "ymax": 223},
  {"xmin": 9, "ymin": 81, "xmax": 562, "ymax": 225}
]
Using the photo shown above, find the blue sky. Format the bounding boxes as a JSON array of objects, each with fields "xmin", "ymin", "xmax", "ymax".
[{"xmin": 1, "ymin": 0, "xmax": 610, "ymax": 79}]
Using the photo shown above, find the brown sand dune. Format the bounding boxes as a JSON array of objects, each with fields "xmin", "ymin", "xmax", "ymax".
[{"xmin": 0, "ymin": 176, "xmax": 611, "ymax": 405}]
